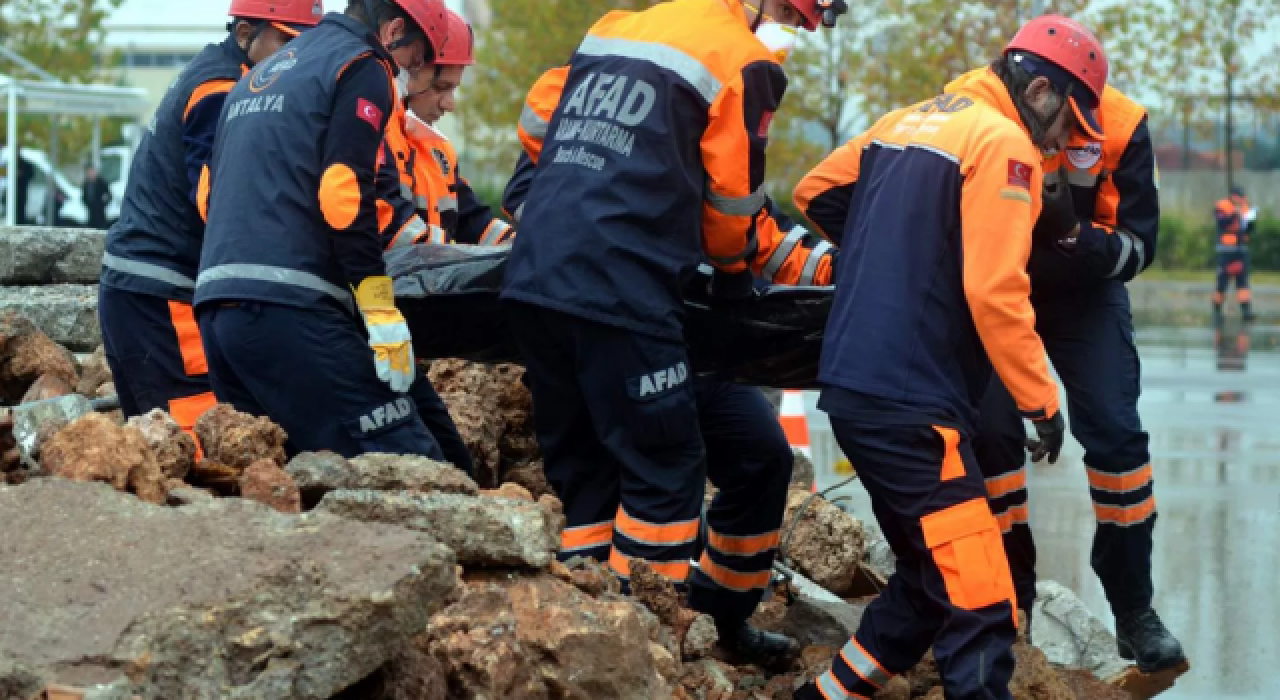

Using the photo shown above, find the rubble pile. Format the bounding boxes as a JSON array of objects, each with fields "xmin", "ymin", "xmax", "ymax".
[
  {"xmin": 0, "ymin": 342, "xmax": 1178, "ymax": 698},
  {"xmin": 427, "ymin": 359, "xmax": 546, "ymax": 495}
]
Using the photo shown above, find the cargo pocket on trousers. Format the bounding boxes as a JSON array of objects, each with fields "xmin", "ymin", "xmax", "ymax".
[
  {"xmin": 343, "ymin": 395, "xmax": 421, "ymax": 452},
  {"xmin": 624, "ymin": 372, "xmax": 701, "ymax": 451},
  {"xmin": 920, "ymin": 497, "xmax": 1017, "ymax": 615}
]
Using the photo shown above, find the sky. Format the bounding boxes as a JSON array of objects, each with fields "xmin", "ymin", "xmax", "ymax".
[{"xmin": 101, "ymin": 0, "xmax": 474, "ymax": 49}]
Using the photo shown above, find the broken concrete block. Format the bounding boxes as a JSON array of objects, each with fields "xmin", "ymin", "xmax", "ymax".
[
  {"xmin": 0, "ymin": 479, "xmax": 457, "ymax": 699},
  {"xmin": 1031, "ymin": 580, "xmax": 1130, "ymax": 682},
  {"xmin": 285, "ymin": 451, "xmax": 478, "ymax": 509},
  {"xmin": 0, "ymin": 226, "xmax": 105, "ymax": 284},
  {"xmin": 0, "ymin": 284, "xmax": 101, "ymax": 352},
  {"xmin": 425, "ymin": 573, "xmax": 673, "ymax": 699},
  {"xmin": 750, "ymin": 570, "xmax": 865, "ymax": 650},
  {"xmin": 317, "ymin": 489, "xmax": 560, "ymax": 569},
  {"xmin": 781, "ymin": 489, "xmax": 866, "ymax": 595}
]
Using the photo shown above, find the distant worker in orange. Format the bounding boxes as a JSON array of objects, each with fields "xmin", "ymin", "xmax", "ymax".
[
  {"xmin": 790, "ymin": 15, "xmax": 1103, "ymax": 700},
  {"xmin": 1214, "ymin": 185, "xmax": 1257, "ymax": 322}
]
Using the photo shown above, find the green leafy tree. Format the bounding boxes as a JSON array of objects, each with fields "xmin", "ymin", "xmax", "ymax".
[{"xmin": 0, "ymin": 0, "xmax": 125, "ymax": 165}]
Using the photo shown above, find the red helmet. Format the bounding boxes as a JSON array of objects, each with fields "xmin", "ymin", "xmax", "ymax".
[
  {"xmin": 388, "ymin": 0, "xmax": 450, "ymax": 59},
  {"xmin": 228, "ymin": 0, "xmax": 323, "ymax": 36},
  {"xmin": 434, "ymin": 10, "xmax": 474, "ymax": 66},
  {"xmin": 789, "ymin": 0, "xmax": 847, "ymax": 32},
  {"xmin": 1005, "ymin": 15, "xmax": 1108, "ymax": 140}
]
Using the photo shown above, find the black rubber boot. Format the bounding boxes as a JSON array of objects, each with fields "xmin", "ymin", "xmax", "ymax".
[
  {"xmin": 1116, "ymin": 608, "xmax": 1187, "ymax": 673},
  {"xmin": 717, "ymin": 619, "xmax": 801, "ymax": 671},
  {"xmin": 792, "ymin": 679, "xmax": 823, "ymax": 700}
]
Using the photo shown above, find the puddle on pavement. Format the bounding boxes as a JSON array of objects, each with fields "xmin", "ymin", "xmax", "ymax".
[{"xmin": 811, "ymin": 321, "xmax": 1280, "ymax": 699}]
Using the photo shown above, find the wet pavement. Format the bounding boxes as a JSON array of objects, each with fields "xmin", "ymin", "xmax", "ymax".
[{"xmin": 810, "ymin": 321, "xmax": 1280, "ymax": 699}]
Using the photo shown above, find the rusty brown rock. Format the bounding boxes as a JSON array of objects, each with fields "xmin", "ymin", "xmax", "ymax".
[
  {"xmin": 1009, "ymin": 643, "xmax": 1074, "ymax": 700},
  {"xmin": 872, "ymin": 676, "xmax": 912, "ymax": 700},
  {"xmin": 481, "ymin": 481, "xmax": 534, "ymax": 502},
  {"xmin": 428, "ymin": 360, "xmax": 539, "ymax": 488},
  {"xmin": 363, "ymin": 636, "xmax": 450, "ymax": 700},
  {"xmin": 781, "ymin": 489, "xmax": 865, "ymax": 596},
  {"xmin": 0, "ymin": 311, "xmax": 78, "ymax": 403},
  {"xmin": 1058, "ymin": 669, "xmax": 1129, "ymax": 700},
  {"xmin": 74, "ymin": 345, "xmax": 113, "ymax": 397},
  {"xmin": 504, "ymin": 459, "xmax": 551, "ymax": 500},
  {"xmin": 19, "ymin": 373, "xmax": 74, "ymax": 403},
  {"xmin": 39, "ymin": 413, "xmax": 167, "ymax": 504},
  {"xmin": 239, "ymin": 458, "xmax": 301, "ymax": 514},
  {"xmin": 630, "ymin": 559, "xmax": 701, "ymax": 648},
  {"xmin": 425, "ymin": 573, "xmax": 672, "ymax": 699},
  {"xmin": 126, "ymin": 409, "xmax": 197, "ymax": 480},
  {"xmin": 194, "ymin": 403, "xmax": 287, "ymax": 469}
]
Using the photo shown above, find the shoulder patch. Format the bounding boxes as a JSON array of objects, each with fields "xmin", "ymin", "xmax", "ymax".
[
  {"xmin": 1067, "ymin": 142, "xmax": 1102, "ymax": 169},
  {"xmin": 357, "ymin": 98, "xmax": 383, "ymax": 130},
  {"xmin": 431, "ymin": 147, "xmax": 451, "ymax": 176},
  {"xmin": 1007, "ymin": 159, "xmax": 1033, "ymax": 190}
]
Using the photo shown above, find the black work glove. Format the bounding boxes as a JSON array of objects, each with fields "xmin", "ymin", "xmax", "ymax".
[
  {"xmin": 1032, "ymin": 165, "xmax": 1079, "ymax": 248},
  {"xmin": 1026, "ymin": 410, "xmax": 1065, "ymax": 464}
]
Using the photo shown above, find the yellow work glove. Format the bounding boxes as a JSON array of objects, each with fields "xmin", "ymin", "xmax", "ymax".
[{"xmin": 354, "ymin": 276, "xmax": 415, "ymax": 393}]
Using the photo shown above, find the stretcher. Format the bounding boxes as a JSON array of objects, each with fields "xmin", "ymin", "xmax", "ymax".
[{"xmin": 388, "ymin": 244, "xmax": 832, "ymax": 389}]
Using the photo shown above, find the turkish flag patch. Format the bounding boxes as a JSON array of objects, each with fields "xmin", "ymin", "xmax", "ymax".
[
  {"xmin": 758, "ymin": 110, "xmax": 775, "ymax": 138},
  {"xmin": 357, "ymin": 98, "xmax": 383, "ymax": 129},
  {"xmin": 1007, "ymin": 159, "xmax": 1033, "ymax": 190}
]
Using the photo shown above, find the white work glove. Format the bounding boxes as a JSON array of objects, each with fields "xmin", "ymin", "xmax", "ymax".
[{"xmin": 354, "ymin": 276, "xmax": 415, "ymax": 393}]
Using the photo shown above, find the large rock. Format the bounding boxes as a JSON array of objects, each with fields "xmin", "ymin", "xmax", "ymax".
[
  {"xmin": 0, "ymin": 284, "xmax": 100, "ymax": 352},
  {"xmin": 0, "ymin": 310, "xmax": 79, "ymax": 402},
  {"xmin": 781, "ymin": 489, "xmax": 866, "ymax": 596},
  {"xmin": 40, "ymin": 412, "xmax": 167, "ymax": 504},
  {"xmin": 0, "ymin": 479, "xmax": 457, "ymax": 699},
  {"xmin": 286, "ymin": 451, "xmax": 478, "ymax": 509},
  {"xmin": 317, "ymin": 489, "xmax": 559, "ymax": 569},
  {"xmin": 1031, "ymin": 580, "xmax": 1129, "ymax": 682},
  {"xmin": 0, "ymin": 226, "xmax": 106, "ymax": 284},
  {"xmin": 126, "ymin": 409, "xmax": 197, "ymax": 480},
  {"xmin": 425, "ymin": 573, "xmax": 672, "ymax": 699}
]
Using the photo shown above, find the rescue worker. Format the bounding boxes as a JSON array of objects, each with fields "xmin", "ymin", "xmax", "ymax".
[
  {"xmin": 1214, "ymin": 186, "xmax": 1257, "ymax": 322},
  {"xmin": 367, "ymin": 8, "xmax": 476, "ymax": 475},
  {"xmin": 969, "ymin": 80, "xmax": 1186, "ymax": 670},
  {"xmin": 500, "ymin": 0, "xmax": 846, "ymax": 666},
  {"xmin": 397, "ymin": 9, "xmax": 515, "ymax": 246},
  {"xmin": 791, "ymin": 15, "xmax": 1102, "ymax": 699},
  {"xmin": 194, "ymin": 0, "xmax": 454, "ymax": 459},
  {"xmin": 98, "ymin": 0, "xmax": 321, "ymax": 447}
]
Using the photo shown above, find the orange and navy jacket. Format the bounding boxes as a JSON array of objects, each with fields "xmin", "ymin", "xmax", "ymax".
[
  {"xmin": 196, "ymin": 14, "xmax": 397, "ymax": 313},
  {"xmin": 794, "ymin": 67, "xmax": 1060, "ymax": 430},
  {"xmin": 378, "ymin": 107, "xmax": 513, "ymax": 250},
  {"xmin": 102, "ymin": 35, "xmax": 247, "ymax": 303},
  {"xmin": 1214, "ymin": 193, "xmax": 1252, "ymax": 252},
  {"xmin": 377, "ymin": 99, "xmax": 434, "ymax": 251},
  {"xmin": 501, "ymin": 0, "xmax": 835, "ymax": 341},
  {"xmin": 1028, "ymin": 83, "xmax": 1159, "ymax": 292}
]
